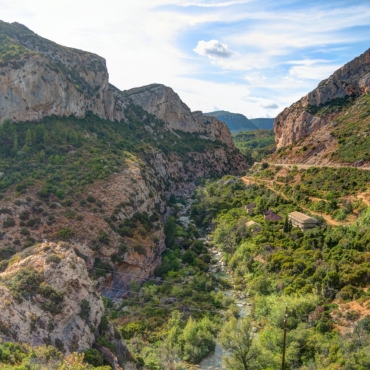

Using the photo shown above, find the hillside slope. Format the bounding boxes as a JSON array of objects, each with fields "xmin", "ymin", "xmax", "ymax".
[
  {"xmin": 232, "ymin": 129, "xmax": 275, "ymax": 163},
  {"xmin": 0, "ymin": 20, "xmax": 248, "ymax": 362},
  {"xmin": 273, "ymin": 47, "xmax": 370, "ymax": 165},
  {"xmin": 250, "ymin": 118, "xmax": 274, "ymax": 130}
]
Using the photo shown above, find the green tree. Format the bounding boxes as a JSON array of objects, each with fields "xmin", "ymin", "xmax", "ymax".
[
  {"xmin": 219, "ymin": 317, "xmax": 258, "ymax": 370},
  {"xmin": 161, "ymin": 311, "xmax": 183, "ymax": 370},
  {"xmin": 255, "ymin": 196, "xmax": 267, "ymax": 214},
  {"xmin": 39, "ymin": 150, "xmax": 46, "ymax": 162},
  {"xmin": 25, "ymin": 128, "xmax": 32, "ymax": 147},
  {"xmin": 43, "ymin": 131, "xmax": 51, "ymax": 145},
  {"xmin": 179, "ymin": 316, "xmax": 216, "ymax": 363},
  {"xmin": 283, "ymin": 214, "xmax": 289, "ymax": 233},
  {"xmin": 13, "ymin": 131, "xmax": 18, "ymax": 151},
  {"xmin": 164, "ymin": 217, "xmax": 177, "ymax": 247}
]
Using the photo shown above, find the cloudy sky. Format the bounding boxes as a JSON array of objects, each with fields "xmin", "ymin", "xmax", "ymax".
[{"xmin": 2, "ymin": 0, "xmax": 370, "ymax": 118}]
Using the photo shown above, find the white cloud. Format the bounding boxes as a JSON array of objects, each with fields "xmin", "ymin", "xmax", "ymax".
[
  {"xmin": 0, "ymin": 0, "xmax": 369, "ymax": 118},
  {"xmin": 261, "ymin": 103, "xmax": 279, "ymax": 109},
  {"xmin": 194, "ymin": 40, "xmax": 234, "ymax": 58},
  {"xmin": 287, "ymin": 59, "xmax": 342, "ymax": 80},
  {"xmin": 182, "ymin": 0, "xmax": 253, "ymax": 7}
]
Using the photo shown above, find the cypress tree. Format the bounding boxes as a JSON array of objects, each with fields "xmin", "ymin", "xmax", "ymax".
[{"xmin": 283, "ymin": 214, "xmax": 289, "ymax": 233}]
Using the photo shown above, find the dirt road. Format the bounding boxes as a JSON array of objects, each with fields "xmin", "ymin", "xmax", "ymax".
[
  {"xmin": 241, "ymin": 176, "xmax": 345, "ymax": 227},
  {"xmin": 255, "ymin": 162, "xmax": 370, "ymax": 171}
]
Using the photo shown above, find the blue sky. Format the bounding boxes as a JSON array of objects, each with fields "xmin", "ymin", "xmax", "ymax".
[{"xmin": 1, "ymin": 0, "xmax": 370, "ymax": 118}]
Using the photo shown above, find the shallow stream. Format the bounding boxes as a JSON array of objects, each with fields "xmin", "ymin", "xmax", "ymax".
[
  {"xmin": 178, "ymin": 198, "xmax": 251, "ymax": 369},
  {"xmin": 197, "ymin": 263, "xmax": 251, "ymax": 369}
]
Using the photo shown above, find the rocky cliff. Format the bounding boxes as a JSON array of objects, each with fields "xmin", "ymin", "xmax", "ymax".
[
  {"xmin": 0, "ymin": 21, "xmax": 125, "ymax": 123},
  {"xmin": 0, "ymin": 20, "xmax": 248, "ymax": 362},
  {"xmin": 0, "ymin": 21, "xmax": 235, "ymax": 152},
  {"xmin": 274, "ymin": 48, "xmax": 370, "ymax": 150},
  {"xmin": 126, "ymin": 84, "xmax": 234, "ymax": 147}
]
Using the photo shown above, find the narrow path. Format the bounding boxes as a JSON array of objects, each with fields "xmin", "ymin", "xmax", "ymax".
[
  {"xmin": 357, "ymin": 191, "xmax": 370, "ymax": 207},
  {"xmin": 242, "ymin": 176, "xmax": 345, "ymax": 227},
  {"xmin": 255, "ymin": 162, "xmax": 370, "ymax": 171}
]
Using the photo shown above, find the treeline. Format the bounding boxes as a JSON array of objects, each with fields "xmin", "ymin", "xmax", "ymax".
[{"xmin": 0, "ymin": 119, "xmax": 83, "ymax": 157}]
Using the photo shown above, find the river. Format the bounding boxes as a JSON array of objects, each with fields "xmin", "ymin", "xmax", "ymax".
[
  {"xmin": 177, "ymin": 198, "xmax": 251, "ymax": 370},
  {"xmin": 197, "ymin": 252, "xmax": 251, "ymax": 370}
]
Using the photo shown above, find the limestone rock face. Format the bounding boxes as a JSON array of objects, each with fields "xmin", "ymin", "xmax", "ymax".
[
  {"xmin": 0, "ymin": 21, "xmax": 235, "ymax": 151},
  {"xmin": 275, "ymin": 48, "xmax": 370, "ymax": 149},
  {"xmin": 0, "ymin": 18, "xmax": 248, "ymax": 304},
  {"xmin": 0, "ymin": 242, "xmax": 104, "ymax": 352},
  {"xmin": 0, "ymin": 21, "xmax": 121, "ymax": 123},
  {"xmin": 126, "ymin": 84, "xmax": 234, "ymax": 147},
  {"xmin": 0, "ymin": 21, "xmax": 248, "ymax": 299}
]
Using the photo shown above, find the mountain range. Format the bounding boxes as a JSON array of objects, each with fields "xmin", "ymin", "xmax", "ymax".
[
  {"xmin": 204, "ymin": 111, "xmax": 274, "ymax": 133},
  {"xmin": 1, "ymin": 16, "xmax": 370, "ymax": 369}
]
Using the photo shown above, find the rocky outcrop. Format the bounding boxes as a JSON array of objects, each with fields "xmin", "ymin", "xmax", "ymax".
[
  {"xmin": 0, "ymin": 21, "xmax": 125, "ymax": 123},
  {"xmin": 0, "ymin": 242, "xmax": 104, "ymax": 352},
  {"xmin": 275, "ymin": 48, "xmax": 370, "ymax": 149},
  {"xmin": 126, "ymin": 84, "xmax": 234, "ymax": 147},
  {"xmin": 0, "ymin": 21, "xmax": 235, "ymax": 151}
]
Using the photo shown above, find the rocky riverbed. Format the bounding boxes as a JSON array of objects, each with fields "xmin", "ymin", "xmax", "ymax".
[{"xmin": 178, "ymin": 198, "xmax": 252, "ymax": 370}]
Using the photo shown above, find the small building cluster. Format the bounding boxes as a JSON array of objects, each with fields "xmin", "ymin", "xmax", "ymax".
[
  {"xmin": 288, "ymin": 211, "xmax": 319, "ymax": 231},
  {"xmin": 244, "ymin": 202, "xmax": 319, "ymax": 231}
]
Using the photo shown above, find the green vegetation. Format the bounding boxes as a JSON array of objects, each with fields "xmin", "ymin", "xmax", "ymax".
[
  {"xmin": 0, "ymin": 342, "xmax": 110, "ymax": 369},
  {"xmin": 330, "ymin": 93, "xmax": 370, "ymax": 163},
  {"xmin": 0, "ymin": 33, "xmax": 34, "ymax": 64},
  {"xmin": 232, "ymin": 130, "xmax": 275, "ymax": 163},
  {"xmin": 219, "ymin": 316, "xmax": 258, "ymax": 369},
  {"xmin": 0, "ymin": 106, "xmax": 225, "ymax": 196},
  {"xmin": 191, "ymin": 175, "xmax": 370, "ymax": 369},
  {"xmin": 0, "ymin": 267, "xmax": 64, "ymax": 314},
  {"xmin": 253, "ymin": 164, "xmax": 369, "ymax": 221},
  {"xmin": 306, "ymin": 93, "xmax": 357, "ymax": 116},
  {"xmin": 100, "ymin": 199, "xmax": 232, "ymax": 368}
]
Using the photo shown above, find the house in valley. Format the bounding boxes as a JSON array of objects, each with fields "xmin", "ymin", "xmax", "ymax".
[
  {"xmin": 263, "ymin": 210, "xmax": 282, "ymax": 222},
  {"xmin": 288, "ymin": 211, "xmax": 319, "ymax": 231},
  {"xmin": 245, "ymin": 203, "xmax": 256, "ymax": 215},
  {"xmin": 246, "ymin": 220, "xmax": 261, "ymax": 232}
]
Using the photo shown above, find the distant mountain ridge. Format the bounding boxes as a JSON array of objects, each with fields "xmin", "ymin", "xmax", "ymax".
[
  {"xmin": 204, "ymin": 111, "xmax": 274, "ymax": 132},
  {"xmin": 249, "ymin": 118, "xmax": 275, "ymax": 130}
]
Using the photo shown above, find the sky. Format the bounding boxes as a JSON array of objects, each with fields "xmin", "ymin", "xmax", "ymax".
[{"xmin": 1, "ymin": 0, "xmax": 370, "ymax": 118}]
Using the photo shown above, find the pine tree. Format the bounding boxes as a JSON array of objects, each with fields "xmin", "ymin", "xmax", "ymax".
[
  {"xmin": 31, "ymin": 130, "xmax": 37, "ymax": 144},
  {"xmin": 13, "ymin": 131, "xmax": 18, "ymax": 151},
  {"xmin": 219, "ymin": 316, "xmax": 258, "ymax": 369},
  {"xmin": 43, "ymin": 132, "xmax": 51, "ymax": 145},
  {"xmin": 25, "ymin": 129, "xmax": 32, "ymax": 147}
]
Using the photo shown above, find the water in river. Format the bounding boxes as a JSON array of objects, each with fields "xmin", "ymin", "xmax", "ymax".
[{"xmin": 180, "ymin": 199, "xmax": 251, "ymax": 369}]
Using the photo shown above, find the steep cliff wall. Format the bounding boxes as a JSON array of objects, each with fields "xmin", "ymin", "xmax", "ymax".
[
  {"xmin": 126, "ymin": 84, "xmax": 234, "ymax": 147},
  {"xmin": 0, "ymin": 20, "xmax": 248, "ymax": 358},
  {"xmin": 0, "ymin": 21, "xmax": 124, "ymax": 123},
  {"xmin": 275, "ymin": 48, "xmax": 370, "ymax": 149}
]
